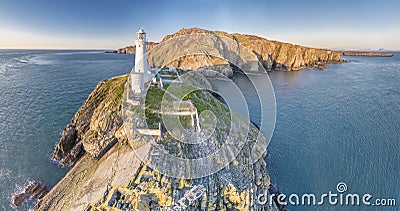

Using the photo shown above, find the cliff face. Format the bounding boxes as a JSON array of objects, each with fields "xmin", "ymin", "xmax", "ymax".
[
  {"xmin": 232, "ymin": 33, "xmax": 343, "ymax": 70},
  {"xmin": 52, "ymin": 75, "xmax": 128, "ymax": 167},
  {"xmin": 115, "ymin": 28, "xmax": 344, "ymax": 71},
  {"xmin": 37, "ymin": 75, "xmax": 136, "ymax": 210}
]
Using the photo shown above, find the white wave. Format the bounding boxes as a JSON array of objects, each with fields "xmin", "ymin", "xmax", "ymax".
[
  {"xmin": 14, "ymin": 58, "xmax": 29, "ymax": 64},
  {"xmin": 0, "ymin": 64, "xmax": 6, "ymax": 73},
  {"xmin": 0, "ymin": 61, "xmax": 20, "ymax": 73},
  {"xmin": 26, "ymin": 56, "xmax": 54, "ymax": 65},
  {"xmin": 10, "ymin": 180, "xmax": 40, "ymax": 211}
]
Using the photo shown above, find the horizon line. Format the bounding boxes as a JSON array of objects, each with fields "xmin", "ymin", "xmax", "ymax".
[{"xmin": 0, "ymin": 48, "xmax": 113, "ymax": 51}]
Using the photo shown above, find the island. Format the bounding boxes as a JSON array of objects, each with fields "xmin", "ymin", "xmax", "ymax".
[{"xmin": 342, "ymin": 51, "xmax": 393, "ymax": 57}]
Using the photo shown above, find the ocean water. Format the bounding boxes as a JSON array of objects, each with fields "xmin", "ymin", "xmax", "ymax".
[
  {"xmin": 0, "ymin": 50, "xmax": 399, "ymax": 210},
  {"xmin": 264, "ymin": 54, "xmax": 400, "ymax": 210},
  {"xmin": 0, "ymin": 50, "xmax": 133, "ymax": 210}
]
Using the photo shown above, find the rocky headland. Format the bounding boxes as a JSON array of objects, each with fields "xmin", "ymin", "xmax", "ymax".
[
  {"xmin": 31, "ymin": 72, "xmax": 284, "ymax": 210},
  {"xmin": 111, "ymin": 42, "xmax": 158, "ymax": 54},
  {"xmin": 114, "ymin": 27, "xmax": 344, "ymax": 71}
]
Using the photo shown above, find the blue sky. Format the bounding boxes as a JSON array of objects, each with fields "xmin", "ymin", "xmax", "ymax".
[{"xmin": 0, "ymin": 0, "xmax": 399, "ymax": 50}]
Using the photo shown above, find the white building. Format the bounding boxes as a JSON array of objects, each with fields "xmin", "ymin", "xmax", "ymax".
[{"xmin": 131, "ymin": 28, "xmax": 150, "ymax": 93}]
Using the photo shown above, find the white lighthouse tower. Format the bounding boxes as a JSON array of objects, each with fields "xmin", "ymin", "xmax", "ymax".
[{"xmin": 131, "ymin": 27, "xmax": 149, "ymax": 93}]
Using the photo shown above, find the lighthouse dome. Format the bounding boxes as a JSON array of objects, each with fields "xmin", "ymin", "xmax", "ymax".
[{"xmin": 138, "ymin": 28, "xmax": 145, "ymax": 34}]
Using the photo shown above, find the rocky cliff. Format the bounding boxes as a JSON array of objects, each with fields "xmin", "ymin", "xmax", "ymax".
[
  {"xmin": 36, "ymin": 75, "xmax": 137, "ymax": 210},
  {"xmin": 114, "ymin": 28, "xmax": 344, "ymax": 71},
  {"xmin": 52, "ymin": 75, "xmax": 128, "ymax": 167}
]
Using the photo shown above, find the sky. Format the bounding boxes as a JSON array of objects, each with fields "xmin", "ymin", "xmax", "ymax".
[{"xmin": 0, "ymin": 0, "xmax": 399, "ymax": 50}]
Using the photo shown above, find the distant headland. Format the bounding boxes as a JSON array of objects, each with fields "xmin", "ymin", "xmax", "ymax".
[
  {"xmin": 111, "ymin": 27, "xmax": 344, "ymax": 71},
  {"xmin": 342, "ymin": 51, "xmax": 393, "ymax": 57}
]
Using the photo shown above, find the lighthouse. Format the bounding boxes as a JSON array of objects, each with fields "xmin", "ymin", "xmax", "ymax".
[{"xmin": 131, "ymin": 27, "xmax": 149, "ymax": 93}]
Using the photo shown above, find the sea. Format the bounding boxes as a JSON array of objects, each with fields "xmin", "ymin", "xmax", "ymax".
[{"xmin": 0, "ymin": 50, "xmax": 399, "ymax": 210}]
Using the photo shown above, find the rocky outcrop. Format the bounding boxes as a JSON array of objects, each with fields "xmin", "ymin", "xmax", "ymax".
[
  {"xmin": 12, "ymin": 181, "xmax": 48, "ymax": 208},
  {"xmin": 342, "ymin": 51, "xmax": 393, "ymax": 57},
  {"xmin": 52, "ymin": 75, "xmax": 128, "ymax": 167},
  {"xmin": 113, "ymin": 27, "xmax": 344, "ymax": 71}
]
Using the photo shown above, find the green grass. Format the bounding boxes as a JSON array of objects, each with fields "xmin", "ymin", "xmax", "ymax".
[
  {"xmin": 144, "ymin": 73, "xmax": 232, "ymax": 141},
  {"xmin": 102, "ymin": 74, "xmax": 129, "ymax": 109},
  {"xmin": 183, "ymin": 90, "xmax": 231, "ymax": 125},
  {"xmin": 179, "ymin": 116, "xmax": 192, "ymax": 129},
  {"xmin": 144, "ymin": 86, "xmax": 166, "ymax": 128}
]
